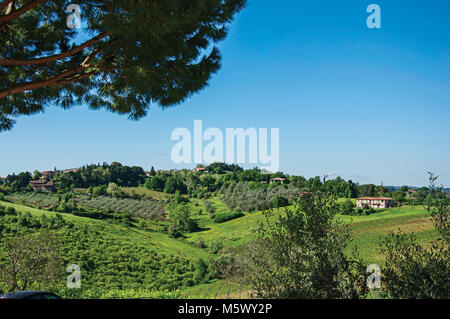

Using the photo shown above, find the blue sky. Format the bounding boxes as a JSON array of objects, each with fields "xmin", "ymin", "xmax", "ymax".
[{"xmin": 1, "ymin": 0, "xmax": 449, "ymax": 186}]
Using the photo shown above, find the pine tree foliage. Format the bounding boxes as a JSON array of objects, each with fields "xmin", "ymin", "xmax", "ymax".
[{"xmin": 0, "ymin": 0, "xmax": 246, "ymax": 130}]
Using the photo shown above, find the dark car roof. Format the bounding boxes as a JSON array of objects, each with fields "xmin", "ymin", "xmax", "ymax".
[{"xmin": 0, "ymin": 291, "xmax": 59, "ymax": 299}]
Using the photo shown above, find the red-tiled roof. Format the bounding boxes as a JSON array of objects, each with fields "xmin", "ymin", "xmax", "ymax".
[{"xmin": 30, "ymin": 180, "xmax": 46, "ymax": 185}]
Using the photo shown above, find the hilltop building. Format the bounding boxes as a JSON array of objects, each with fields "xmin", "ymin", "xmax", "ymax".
[
  {"xmin": 356, "ymin": 197, "xmax": 394, "ymax": 209},
  {"xmin": 29, "ymin": 180, "xmax": 55, "ymax": 192},
  {"xmin": 298, "ymin": 191, "xmax": 312, "ymax": 197},
  {"xmin": 42, "ymin": 171, "xmax": 54, "ymax": 179},
  {"xmin": 270, "ymin": 177, "xmax": 286, "ymax": 184},
  {"xmin": 63, "ymin": 168, "xmax": 80, "ymax": 174}
]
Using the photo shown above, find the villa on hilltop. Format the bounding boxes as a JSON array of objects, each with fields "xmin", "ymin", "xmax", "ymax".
[
  {"xmin": 42, "ymin": 170, "xmax": 54, "ymax": 179},
  {"xmin": 270, "ymin": 177, "xmax": 286, "ymax": 184},
  {"xmin": 29, "ymin": 180, "xmax": 55, "ymax": 192},
  {"xmin": 63, "ymin": 168, "xmax": 80, "ymax": 174},
  {"xmin": 356, "ymin": 197, "xmax": 395, "ymax": 209}
]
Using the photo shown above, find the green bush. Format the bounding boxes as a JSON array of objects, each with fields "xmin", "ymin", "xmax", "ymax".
[
  {"xmin": 52, "ymin": 288, "xmax": 181, "ymax": 299},
  {"xmin": 183, "ymin": 279, "xmax": 195, "ymax": 287},
  {"xmin": 272, "ymin": 195, "xmax": 289, "ymax": 208},
  {"xmin": 167, "ymin": 203, "xmax": 198, "ymax": 233},
  {"xmin": 340, "ymin": 199, "xmax": 354, "ymax": 215},
  {"xmin": 213, "ymin": 211, "xmax": 244, "ymax": 224},
  {"xmin": 168, "ymin": 224, "xmax": 182, "ymax": 238},
  {"xmin": 204, "ymin": 200, "xmax": 215, "ymax": 218},
  {"xmin": 208, "ymin": 239, "xmax": 224, "ymax": 254},
  {"xmin": 5, "ymin": 207, "xmax": 16, "ymax": 216},
  {"xmin": 351, "ymin": 208, "xmax": 363, "ymax": 216},
  {"xmin": 197, "ymin": 238, "xmax": 207, "ymax": 249}
]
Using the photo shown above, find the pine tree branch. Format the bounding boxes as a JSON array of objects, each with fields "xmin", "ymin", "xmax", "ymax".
[
  {"xmin": 0, "ymin": 68, "xmax": 97, "ymax": 99},
  {"xmin": 0, "ymin": 0, "xmax": 15, "ymax": 13},
  {"xmin": 0, "ymin": 42, "xmax": 114, "ymax": 99},
  {"xmin": 0, "ymin": 0, "xmax": 13, "ymax": 31},
  {"xmin": 0, "ymin": 33, "xmax": 111, "ymax": 66},
  {"xmin": 53, "ymin": 72, "xmax": 95, "ymax": 86},
  {"xmin": 0, "ymin": 48, "xmax": 109, "ymax": 98},
  {"xmin": 0, "ymin": 0, "xmax": 48, "ymax": 23}
]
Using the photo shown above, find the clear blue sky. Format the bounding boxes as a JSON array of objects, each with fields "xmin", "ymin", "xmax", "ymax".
[{"xmin": 1, "ymin": 0, "xmax": 449, "ymax": 187}]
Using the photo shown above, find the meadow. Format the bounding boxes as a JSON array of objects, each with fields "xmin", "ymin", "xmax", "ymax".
[
  {"xmin": 0, "ymin": 189, "xmax": 438, "ymax": 298},
  {"xmin": 184, "ymin": 195, "xmax": 437, "ymax": 264}
]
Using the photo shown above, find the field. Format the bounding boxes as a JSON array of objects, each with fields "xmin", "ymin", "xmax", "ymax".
[
  {"xmin": 183, "ymin": 201, "xmax": 439, "ymax": 297},
  {"xmin": 185, "ymin": 196, "xmax": 437, "ymax": 264},
  {"xmin": 121, "ymin": 187, "xmax": 172, "ymax": 201},
  {"xmin": 4, "ymin": 192, "xmax": 166, "ymax": 220},
  {"xmin": 0, "ymin": 191, "xmax": 439, "ymax": 298},
  {"xmin": 0, "ymin": 200, "xmax": 207, "ymax": 260}
]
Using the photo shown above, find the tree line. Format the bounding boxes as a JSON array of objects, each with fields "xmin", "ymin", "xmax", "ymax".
[{"xmin": 1, "ymin": 162, "xmax": 438, "ymax": 205}]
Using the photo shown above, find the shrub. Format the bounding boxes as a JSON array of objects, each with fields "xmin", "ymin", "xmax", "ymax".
[
  {"xmin": 197, "ymin": 238, "xmax": 207, "ymax": 249},
  {"xmin": 213, "ymin": 211, "xmax": 244, "ymax": 224},
  {"xmin": 168, "ymin": 224, "xmax": 182, "ymax": 238},
  {"xmin": 92, "ymin": 185, "xmax": 107, "ymax": 197},
  {"xmin": 183, "ymin": 278, "xmax": 195, "ymax": 287},
  {"xmin": 272, "ymin": 195, "xmax": 289, "ymax": 208},
  {"xmin": 381, "ymin": 232, "xmax": 449, "ymax": 298},
  {"xmin": 210, "ymin": 254, "xmax": 238, "ymax": 279},
  {"xmin": 167, "ymin": 203, "xmax": 198, "ymax": 233},
  {"xmin": 164, "ymin": 176, "xmax": 187, "ymax": 194},
  {"xmin": 208, "ymin": 240, "xmax": 224, "ymax": 254},
  {"xmin": 204, "ymin": 200, "xmax": 215, "ymax": 215},
  {"xmin": 52, "ymin": 288, "xmax": 181, "ymax": 299},
  {"xmin": 351, "ymin": 208, "xmax": 363, "ymax": 216},
  {"xmin": 340, "ymin": 199, "xmax": 354, "ymax": 215},
  {"xmin": 237, "ymin": 193, "xmax": 367, "ymax": 299},
  {"xmin": 5, "ymin": 207, "xmax": 16, "ymax": 216},
  {"xmin": 194, "ymin": 258, "xmax": 209, "ymax": 283}
]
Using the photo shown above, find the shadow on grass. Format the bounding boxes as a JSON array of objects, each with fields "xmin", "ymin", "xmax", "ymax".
[{"xmin": 191, "ymin": 226, "xmax": 211, "ymax": 233}]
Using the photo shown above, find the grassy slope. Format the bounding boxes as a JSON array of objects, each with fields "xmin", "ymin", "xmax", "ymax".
[
  {"xmin": 0, "ymin": 200, "xmax": 208, "ymax": 260},
  {"xmin": 343, "ymin": 206, "xmax": 438, "ymax": 263},
  {"xmin": 121, "ymin": 187, "xmax": 172, "ymax": 200},
  {"xmin": 182, "ymin": 200, "xmax": 438, "ymax": 298},
  {"xmin": 185, "ymin": 198, "xmax": 438, "ymax": 262},
  {"xmin": 185, "ymin": 196, "xmax": 267, "ymax": 247},
  {"xmin": 1, "ymin": 195, "xmax": 439, "ymax": 298}
]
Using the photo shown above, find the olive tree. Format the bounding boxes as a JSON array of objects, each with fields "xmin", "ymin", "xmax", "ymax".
[
  {"xmin": 237, "ymin": 193, "xmax": 367, "ymax": 299},
  {"xmin": 0, "ymin": 230, "xmax": 62, "ymax": 292}
]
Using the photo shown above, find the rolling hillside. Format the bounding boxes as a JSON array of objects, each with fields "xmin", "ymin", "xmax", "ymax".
[{"xmin": 0, "ymin": 192, "xmax": 439, "ymax": 298}]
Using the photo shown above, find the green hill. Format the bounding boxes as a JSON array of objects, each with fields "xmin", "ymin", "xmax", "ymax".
[{"xmin": 0, "ymin": 194, "xmax": 438, "ymax": 298}]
